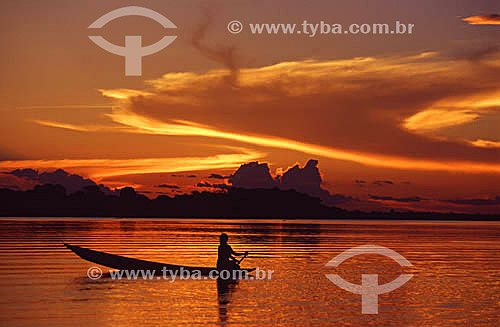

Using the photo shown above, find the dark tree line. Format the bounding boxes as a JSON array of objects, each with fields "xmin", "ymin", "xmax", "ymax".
[
  {"xmin": 0, "ymin": 184, "xmax": 497, "ymax": 220},
  {"xmin": 0, "ymin": 184, "xmax": 339, "ymax": 218}
]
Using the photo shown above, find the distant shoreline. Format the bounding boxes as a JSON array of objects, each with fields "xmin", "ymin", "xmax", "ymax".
[
  {"xmin": 1, "ymin": 185, "xmax": 498, "ymax": 221},
  {"xmin": 0, "ymin": 216, "xmax": 499, "ymax": 222}
]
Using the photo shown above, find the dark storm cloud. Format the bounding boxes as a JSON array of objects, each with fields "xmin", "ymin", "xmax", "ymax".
[
  {"xmin": 227, "ymin": 159, "xmax": 386, "ymax": 210},
  {"xmin": 229, "ymin": 162, "xmax": 277, "ymax": 189},
  {"xmin": 5, "ymin": 168, "xmax": 115, "ymax": 195}
]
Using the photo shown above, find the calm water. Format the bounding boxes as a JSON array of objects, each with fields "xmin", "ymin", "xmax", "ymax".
[{"xmin": 0, "ymin": 219, "xmax": 499, "ymax": 326}]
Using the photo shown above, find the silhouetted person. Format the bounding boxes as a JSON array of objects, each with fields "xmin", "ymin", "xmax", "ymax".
[{"xmin": 217, "ymin": 233, "xmax": 248, "ymax": 271}]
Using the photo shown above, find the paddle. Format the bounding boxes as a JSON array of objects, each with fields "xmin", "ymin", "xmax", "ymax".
[{"xmin": 236, "ymin": 251, "xmax": 249, "ymax": 265}]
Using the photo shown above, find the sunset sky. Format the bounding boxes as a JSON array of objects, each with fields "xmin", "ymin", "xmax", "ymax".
[{"xmin": 1, "ymin": 0, "xmax": 499, "ymax": 213}]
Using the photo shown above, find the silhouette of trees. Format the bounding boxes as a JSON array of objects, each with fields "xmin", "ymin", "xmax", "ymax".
[{"xmin": 0, "ymin": 184, "xmax": 497, "ymax": 220}]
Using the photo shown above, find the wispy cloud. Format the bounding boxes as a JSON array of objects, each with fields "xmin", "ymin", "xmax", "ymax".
[
  {"xmin": 32, "ymin": 120, "xmax": 127, "ymax": 132},
  {"xmin": 30, "ymin": 51, "xmax": 500, "ymax": 175},
  {"xmin": 98, "ymin": 89, "xmax": 152, "ymax": 100},
  {"xmin": 156, "ymin": 184, "xmax": 180, "ymax": 189},
  {"xmin": 469, "ymin": 139, "xmax": 500, "ymax": 149},
  {"xmin": 197, "ymin": 182, "xmax": 231, "ymax": 189},
  {"xmin": 373, "ymin": 180, "xmax": 394, "ymax": 186},
  {"xmin": 403, "ymin": 109, "xmax": 480, "ymax": 131},
  {"xmin": 462, "ymin": 14, "xmax": 500, "ymax": 25},
  {"xmin": 443, "ymin": 196, "xmax": 500, "ymax": 206},
  {"xmin": 369, "ymin": 195, "xmax": 425, "ymax": 203},
  {"xmin": 0, "ymin": 148, "xmax": 263, "ymax": 180},
  {"xmin": 208, "ymin": 173, "xmax": 230, "ymax": 179},
  {"xmin": 14, "ymin": 104, "xmax": 112, "ymax": 110},
  {"xmin": 104, "ymin": 109, "xmax": 500, "ymax": 173},
  {"xmin": 403, "ymin": 90, "xmax": 500, "ymax": 133}
]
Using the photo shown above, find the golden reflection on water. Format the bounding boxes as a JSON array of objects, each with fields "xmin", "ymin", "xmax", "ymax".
[{"xmin": 0, "ymin": 219, "xmax": 499, "ymax": 326}]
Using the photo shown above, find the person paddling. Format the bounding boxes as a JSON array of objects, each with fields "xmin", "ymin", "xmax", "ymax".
[{"xmin": 217, "ymin": 233, "xmax": 248, "ymax": 270}]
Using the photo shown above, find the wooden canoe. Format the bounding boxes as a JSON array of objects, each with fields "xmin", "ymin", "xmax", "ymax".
[{"xmin": 64, "ymin": 243, "xmax": 255, "ymax": 276}]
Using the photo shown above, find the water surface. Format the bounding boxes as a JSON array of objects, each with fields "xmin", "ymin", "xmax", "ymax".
[{"xmin": 0, "ymin": 218, "xmax": 499, "ymax": 326}]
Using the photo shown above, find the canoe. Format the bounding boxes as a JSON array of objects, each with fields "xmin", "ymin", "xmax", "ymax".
[{"xmin": 63, "ymin": 243, "xmax": 255, "ymax": 276}]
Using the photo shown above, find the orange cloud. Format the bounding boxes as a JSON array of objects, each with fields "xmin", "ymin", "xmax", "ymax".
[
  {"xmin": 402, "ymin": 91, "xmax": 500, "ymax": 144},
  {"xmin": 462, "ymin": 14, "xmax": 500, "ymax": 25},
  {"xmin": 103, "ymin": 109, "xmax": 500, "ymax": 174},
  {"xmin": 403, "ymin": 109, "xmax": 479, "ymax": 131},
  {"xmin": 28, "ymin": 52, "xmax": 500, "ymax": 175},
  {"xmin": 32, "ymin": 120, "xmax": 128, "ymax": 133},
  {"xmin": 0, "ymin": 149, "xmax": 263, "ymax": 180},
  {"xmin": 96, "ymin": 52, "xmax": 500, "ymax": 174},
  {"xmin": 98, "ymin": 89, "xmax": 152, "ymax": 100},
  {"xmin": 33, "ymin": 109, "xmax": 500, "ymax": 174},
  {"xmin": 469, "ymin": 139, "xmax": 500, "ymax": 149}
]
